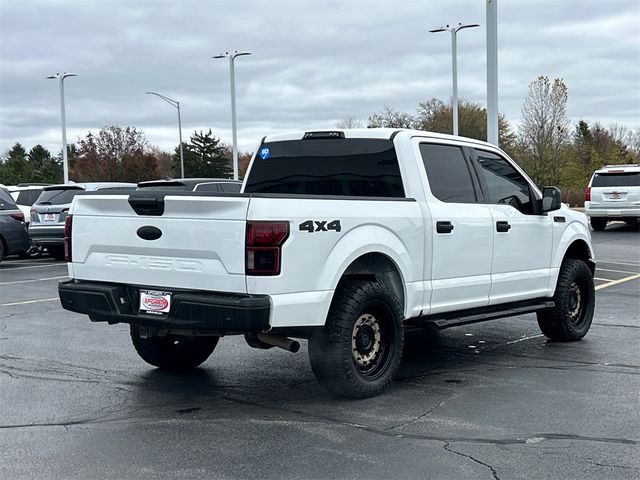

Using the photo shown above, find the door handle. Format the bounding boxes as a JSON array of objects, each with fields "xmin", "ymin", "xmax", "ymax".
[
  {"xmin": 496, "ymin": 221, "xmax": 511, "ymax": 232},
  {"xmin": 436, "ymin": 221, "xmax": 454, "ymax": 234}
]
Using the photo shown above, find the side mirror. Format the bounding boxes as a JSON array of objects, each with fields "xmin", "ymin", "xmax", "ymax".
[{"xmin": 542, "ymin": 186, "xmax": 561, "ymax": 212}]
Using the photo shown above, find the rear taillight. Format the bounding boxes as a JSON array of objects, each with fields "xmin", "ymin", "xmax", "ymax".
[
  {"xmin": 64, "ymin": 215, "xmax": 73, "ymax": 262},
  {"xmin": 246, "ymin": 221, "xmax": 289, "ymax": 275},
  {"xmin": 585, "ymin": 187, "xmax": 591, "ymax": 202},
  {"xmin": 10, "ymin": 212, "xmax": 24, "ymax": 222}
]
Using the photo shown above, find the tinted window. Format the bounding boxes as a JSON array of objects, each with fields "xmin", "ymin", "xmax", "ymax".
[
  {"xmin": 219, "ymin": 182, "xmax": 242, "ymax": 193},
  {"xmin": 0, "ymin": 188, "xmax": 19, "ymax": 210},
  {"xmin": 244, "ymin": 139, "xmax": 405, "ymax": 197},
  {"xmin": 16, "ymin": 189, "xmax": 42, "ymax": 206},
  {"xmin": 36, "ymin": 188, "xmax": 84, "ymax": 205},
  {"xmin": 592, "ymin": 172, "xmax": 640, "ymax": 187},
  {"xmin": 419, "ymin": 143, "xmax": 477, "ymax": 203},
  {"xmin": 194, "ymin": 183, "xmax": 220, "ymax": 192},
  {"xmin": 474, "ymin": 149, "xmax": 534, "ymax": 214}
]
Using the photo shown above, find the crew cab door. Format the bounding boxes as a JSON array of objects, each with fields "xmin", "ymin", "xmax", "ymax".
[
  {"xmin": 416, "ymin": 141, "xmax": 494, "ymax": 314},
  {"xmin": 469, "ymin": 148, "xmax": 554, "ymax": 303}
]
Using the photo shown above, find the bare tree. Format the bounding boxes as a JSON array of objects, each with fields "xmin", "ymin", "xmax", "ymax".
[
  {"xmin": 519, "ymin": 76, "xmax": 570, "ymax": 186},
  {"xmin": 335, "ymin": 115, "xmax": 364, "ymax": 129},
  {"xmin": 367, "ymin": 106, "xmax": 414, "ymax": 128}
]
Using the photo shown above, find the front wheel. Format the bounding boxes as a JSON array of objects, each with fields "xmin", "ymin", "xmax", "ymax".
[
  {"xmin": 537, "ymin": 259, "xmax": 595, "ymax": 341},
  {"xmin": 130, "ymin": 325, "xmax": 219, "ymax": 370},
  {"xmin": 308, "ymin": 280, "xmax": 404, "ymax": 398}
]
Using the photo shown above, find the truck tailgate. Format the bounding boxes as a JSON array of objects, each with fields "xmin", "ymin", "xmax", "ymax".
[{"xmin": 69, "ymin": 193, "xmax": 250, "ymax": 293}]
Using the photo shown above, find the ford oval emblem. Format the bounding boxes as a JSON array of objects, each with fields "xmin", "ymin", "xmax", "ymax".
[{"xmin": 137, "ymin": 226, "xmax": 162, "ymax": 241}]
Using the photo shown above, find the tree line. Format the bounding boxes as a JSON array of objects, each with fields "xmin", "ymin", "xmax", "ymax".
[
  {"xmin": 2, "ymin": 76, "xmax": 638, "ymax": 202},
  {"xmin": 0, "ymin": 127, "xmax": 243, "ymax": 186}
]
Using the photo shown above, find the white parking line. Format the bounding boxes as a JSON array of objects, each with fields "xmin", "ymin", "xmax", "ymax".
[
  {"xmin": 0, "ymin": 275, "xmax": 68, "ymax": 286},
  {"xmin": 597, "ymin": 267, "xmax": 639, "ymax": 275},
  {"xmin": 1, "ymin": 297, "xmax": 59, "ymax": 307},
  {"xmin": 598, "ymin": 260, "xmax": 640, "ymax": 268},
  {"xmin": 0, "ymin": 263, "xmax": 63, "ymax": 271},
  {"xmin": 594, "ymin": 277, "xmax": 614, "ymax": 282}
]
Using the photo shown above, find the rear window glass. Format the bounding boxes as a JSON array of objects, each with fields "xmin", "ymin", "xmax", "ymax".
[
  {"xmin": 0, "ymin": 189, "xmax": 19, "ymax": 210},
  {"xmin": 16, "ymin": 189, "xmax": 42, "ymax": 206},
  {"xmin": 244, "ymin": 138, "xmax": 405, "ymax": 197},
  {"xmin": 36, "ymin": 188, "xmax": 84, "ymax": 205},
  {"xmin": 219, "ymin": 182, "xmax": 241, "ymax": 193},
  {"xmin": 592, "ymin": 172, "xmax": 640, "ymax": 187}
]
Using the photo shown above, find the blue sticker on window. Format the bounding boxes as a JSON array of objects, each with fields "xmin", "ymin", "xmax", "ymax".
[{"xmin": 259, "ymin": 147, "xmax": 270, "ymax": 160}]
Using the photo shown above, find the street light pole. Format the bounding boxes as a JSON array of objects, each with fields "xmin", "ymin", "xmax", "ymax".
[
  {"xmin": 429, "ymin": 23, "xmax": 479, "ymax": 136},
  {"xmin": 213, "ymin": 51, "xmax": 252, "ymax": 181},
  {"xmin": 47, "ymin": 72, "xmax": 77, "ymax": 183},
  {"xmin": 146, "ymin": 91, "xmax": 184, "ymax": 178}
]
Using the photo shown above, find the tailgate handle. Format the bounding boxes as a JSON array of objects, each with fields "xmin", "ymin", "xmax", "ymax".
[{"xmin": 128, "ymin": 195, "xmax": 165, "ymax": 216}]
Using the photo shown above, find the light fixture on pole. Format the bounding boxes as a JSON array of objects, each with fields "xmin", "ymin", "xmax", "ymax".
[
  {"xmin": 429, "ymin": 23, "xmax": 479, "ymax": 136},
  {"xmin": 213, "ymin": 51, "xmax": 252, "ymax": 181},
  {"xmin": 146, "ymin": 91, "xmax": 185, "ymax": 178},
  {"xmin": 47, "ymin": 72, "xmax": 77, "ymax": 183}
]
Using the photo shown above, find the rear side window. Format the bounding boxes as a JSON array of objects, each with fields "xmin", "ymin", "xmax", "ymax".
[
  {"xmin": 244, "ymin": 138, "xmax": 405, "ymax": 197},
  {"xmin": 36, "ymin": 188, "xmax": 84, "ymax": 205},
  {"xmin": 419, "ymin": 143, "xmax": 477, "ymax": 203},
  {"xmin": 16, "ymin": 190, "xmax": 42, "ymax": 206},
  {"xmin": 219, "ymin": 182, "xmax": 241, "ymax": 193},
  {"xmin": 194, "ymin": 183, "xmax": 220, "ymax": 192},
  {"xmin": 0, "ymin": 189, "xmax": 18, "ymax": 210},
  {"xmin": 592, "ymin": 172, "xmax": 640, "ymax": 187}
]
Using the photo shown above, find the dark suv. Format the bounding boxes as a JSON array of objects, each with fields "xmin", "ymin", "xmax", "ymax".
[
  {"xmin": 0, "ymin": 187, "xmax": 30, "ymax": 262},
  {"xmin": 29, "ymin": 182, "xmax": 136, "ymax": 259}
]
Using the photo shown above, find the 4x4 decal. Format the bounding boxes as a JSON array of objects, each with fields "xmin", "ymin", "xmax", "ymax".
[{"xmin": 299, "ymin": 220, "xmax": 341, "ymax": 233}]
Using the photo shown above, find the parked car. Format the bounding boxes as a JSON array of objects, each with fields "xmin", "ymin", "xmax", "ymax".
[
  {"xmin": 0, "ymin": 187, "xmax": 30, "ymax": 262},
  {"xmin": 30, "ymin": 182, "xmax": 137, "ymax": 259},
  {"xmin": 8, "ymin": 185, "xmax": 49, "ymax": 224},
  {"xmin": 137, "ymin": 178, "xmax": 242, "ymax": 192},
  {"xmin": 584, "ymin": 164, "xmax": 640, "ymax": 230}
]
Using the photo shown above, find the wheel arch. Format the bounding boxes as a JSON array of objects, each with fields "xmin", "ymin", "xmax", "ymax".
[{"xmin": 563, "ymin": 239, "xmax": 596, "ymax": 275}]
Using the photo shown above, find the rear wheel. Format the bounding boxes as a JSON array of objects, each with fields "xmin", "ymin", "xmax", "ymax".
[
  {"xmin": 537, "ymin": 259, "xmax": 595, "ymax": 341},
  {"xmin": 308, "ymin": 280, "xmax": 404, "ymax": 398},
  {"xmin": 590, "ymin": 218, "xmax": 607, "ymax": 231},
  {"xmin": 130, "ymin": 325, "xmax": 219, "ymax": 370},
  {"xmin": 47, "ymin": 245, "xmax": 66, "ymax": 260}
]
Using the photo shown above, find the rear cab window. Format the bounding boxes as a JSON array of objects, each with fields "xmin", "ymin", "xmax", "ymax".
[{"xmin": 244, "ymin": 138, "xmax": 405, "ymax": 198}]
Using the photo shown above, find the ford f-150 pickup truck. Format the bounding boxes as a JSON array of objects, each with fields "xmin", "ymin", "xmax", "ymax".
[{"xmin": 59, "ymin": 129, "xmax": 596, "ymax": 398}]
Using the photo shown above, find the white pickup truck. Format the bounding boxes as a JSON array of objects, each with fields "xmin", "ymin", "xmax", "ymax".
[{"xmin": 59, "ymin": 129, "xmax": 596, "ymax": 398}]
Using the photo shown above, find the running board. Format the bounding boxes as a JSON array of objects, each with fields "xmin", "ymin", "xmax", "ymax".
[{"xmin": 418, "ymin": 301, "xmax": 555, "ymax": 330}]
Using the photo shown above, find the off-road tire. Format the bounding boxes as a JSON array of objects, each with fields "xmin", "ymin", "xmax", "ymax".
[
  {"xmin": 308, "ymin": 280, "xmax": 404, "ymax": 398},
  {"xmin": 47, "ymin": 245, "xmax": 66, "ymax": 260},
  {"xmin": 130, "ymin": 325, "xmax": 219, "ymax": 370},
  {"xmin": 537, "ymin": 259, "xmax": 595, "ymax": 341},
  {"xmin": 590, "ymin": 218, "xmax": 607, "ymax": 231}
]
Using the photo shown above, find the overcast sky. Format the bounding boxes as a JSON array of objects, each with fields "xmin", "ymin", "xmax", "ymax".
[{"xmin": 1, "ymin": 0, "xmax": 639, "ymax": 157}]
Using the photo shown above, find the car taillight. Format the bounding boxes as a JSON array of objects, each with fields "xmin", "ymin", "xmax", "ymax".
[
  {"xmin": 64, "ymin": 215, "xmax": 73, "ymax": 262},
  {"xmin": 584, "ymin": 187, "xmax": 591, "ymax": 202},
  {"xmin": 10, "ymin": 212, "xmax": 25, "ymax": 222},
  {"xmin": 246, "ymin": 221, "xmax": 289, "ymax": 275}
]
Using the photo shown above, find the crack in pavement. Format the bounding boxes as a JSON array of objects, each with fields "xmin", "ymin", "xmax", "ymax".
[
  {"xmin": 385, "ymin": 398, "xmax": 448, "ymax": 431},
  {"xmin": 593, "ymin": 322, "xmax": 640, "ymax": 329},
  {"xmin": 443, "ymin": 441, "xmax": 500, "ymax": 480}
]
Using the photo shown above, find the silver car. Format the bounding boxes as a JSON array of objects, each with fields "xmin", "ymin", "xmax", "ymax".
[{"xmin": 29, "ymin": 182, "xmax": 136, "ymax": 259}]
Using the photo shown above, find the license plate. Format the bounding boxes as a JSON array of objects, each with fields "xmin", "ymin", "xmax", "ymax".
[
  {"xmin": 139, "ymin": 289, "xmax": 171, "ymax": 315},
  {"xmin": 44, "ymin": 213, "xmax": 56, "ymax": 222},
  {"xmin": 610, "ymin": 192, "xmax": 621, "ymax": 199}
]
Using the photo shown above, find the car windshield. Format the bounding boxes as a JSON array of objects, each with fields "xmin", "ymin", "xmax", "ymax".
[
  {"xmin": 36, "ymin": 188, "xmax": 84, "ymax": 205},
  {"xmin": 592, "ymin": 172, "xmax": 640, "ymax": 187}
]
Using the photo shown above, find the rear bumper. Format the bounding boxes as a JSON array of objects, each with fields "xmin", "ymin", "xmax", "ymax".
[
  {"xmin": 584, "ymin": 204, "xmax": 640, "ymax": 218},
  {"xmin": 29, "ymin": 225, "xmax": 64, "ymax": 245},
  {"xmin": 58, "ymin": 280, "xmax": 271, "ymax": 334}
]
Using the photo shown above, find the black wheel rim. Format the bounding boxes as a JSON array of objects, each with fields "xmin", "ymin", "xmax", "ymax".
[
  {"xmin": 568, "ymin": 278, "xmax": 588, "ymax": 328},
  {"xmin": 351, "ymin": 304, "xmax": 394, "ymax": 380}
]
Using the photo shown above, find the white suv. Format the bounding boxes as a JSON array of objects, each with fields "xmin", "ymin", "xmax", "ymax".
[{"xmin": 584, "ymin": 164, "xmax": 640, "ymax": 231}]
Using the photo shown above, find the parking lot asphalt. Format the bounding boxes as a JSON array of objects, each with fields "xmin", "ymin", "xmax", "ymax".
[{"xmin": 1, "ymin": 222, "xmax": 639, "ymax": 480}]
